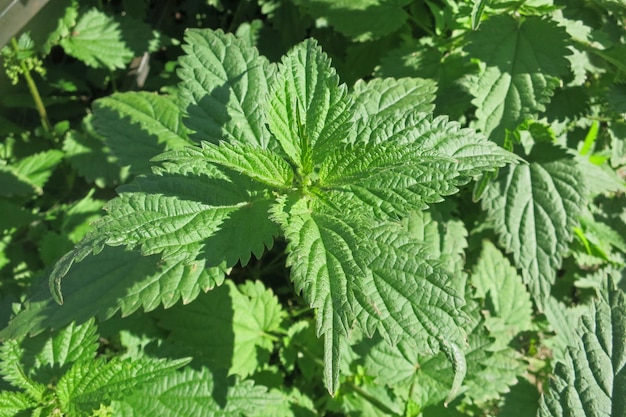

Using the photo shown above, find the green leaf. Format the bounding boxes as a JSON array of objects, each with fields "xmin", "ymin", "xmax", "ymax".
[
  {"xmin": 155, "ymin": 280, "xmax": 284, "ymax": 377},
  {"xmin": 11, "ymin": 149, "xmax": 64, "ymax": 193},
  {"xmin": 24, "ymin": 319, "xmax": 99, "ymax": 372},
  {"xmin": 538, "ymin": 283, "xmax": 626, "ymax": 417},
  {"xmin": 464, "ymin": 15, "xmax": 570, "ymax": 142},
  {"xmin": 63, "ymin": 128, "xmax": 126, "ymax": 188},
  {"xmin": 178, "ymin": 29, "xmax": 274, "ymax": 147},
  {"xmin": 59, "ymin": 8, "xmax": 133, "ymax": 70},
  {"xmin": 471, "ymin": 240, "xmax": 533, "ymax": 347},
  {"xmin": 197, "ymin": 141, "xmax": 295, "ymax": 190},
  {"xmin": 350, "ymin": 77, "xmax": 436, "ymax": 137},
  {"xmin": 0, "ymin": 169, "xmax": 35, "ymax": 197},
  {"xmin": 1, "ymin": 247, "xmax": 224, "ymax": 340},
  {"xmin": 272, "ymin": 197, "xmax": 362, "ymax": 393},
  {"xmin": 92, "ymin": 92, "xmax": 191, "ymax": 175},
  {"xmin": 482, "ymin": 143, "xmax": 586, "ymax": 307},
  {"xmin": 319, "ymin": 112, "xmax": 517, "ymax": 219},
  {"xmin": 56, "ymin": 357, "xmax": 189, "ymax": 416},
  {"xmin": 0, "ymin": 340, "xmax": 47, "ymax": 400},
  {"xmin": 114, "ymin": 367, "xmax": 284, "ymax": 417},
  {"xmin": 299, "ymin": 0, "xmax": 412, "ymax": 41},
  {"xmin": 0, "ymin": 391, "xmax": 36, "ymax": 417},
  {"xmin": 267, "ymin": 38, "xmax": 352, "ymax": 170}
]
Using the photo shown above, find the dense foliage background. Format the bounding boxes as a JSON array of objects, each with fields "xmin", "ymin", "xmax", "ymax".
[{"xmin": 1, "ymin": 0, "xmax": 625, "ymax": 416}]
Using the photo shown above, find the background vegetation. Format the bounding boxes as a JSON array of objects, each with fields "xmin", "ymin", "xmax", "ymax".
[{"xmin": 1, "ymin": 0, "xmax": 625, "ymax": 416}]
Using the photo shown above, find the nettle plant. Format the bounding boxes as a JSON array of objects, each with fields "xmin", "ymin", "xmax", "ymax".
[{"xmin": 48, "ymin": 28, "xmax": 516, "ymax": 396}]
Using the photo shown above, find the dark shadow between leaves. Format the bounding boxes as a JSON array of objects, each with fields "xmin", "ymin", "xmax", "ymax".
[
  {"xmin": 148, "ymin": 283, "xmax": 236, "ymax": 408},
  {"xmin": 183, "ymin": 71, "xmax": 255, "ymax": 145},
  {"xmin": 0, "ymin": 246, "xmax": 161, "ymax": 341},
  {"xmin": 92, "ymin": 106, "xmax": 167, "ymax": 176}
]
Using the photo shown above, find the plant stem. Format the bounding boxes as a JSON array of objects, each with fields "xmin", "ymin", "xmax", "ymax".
[{"xmin": 11, "ymin": 38, "xmax": 52, "ymax": 134}]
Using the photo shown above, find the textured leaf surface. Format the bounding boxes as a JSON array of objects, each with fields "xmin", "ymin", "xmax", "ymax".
[
  {"xmin": 267, "ymin": 38, "xmax": 352, "ymax": 168},
  {"xmin": 178, "ymin": 29, "xmax": 273, "ymax": 147},
  {"xmin": 320, "ymin": 113, "xmax": 518, "ymax": 218},
  {"xmin": 399, "ymin": 204, "xmax": 468, "ymax": 278},
  {"xmin": 56, "ymin": 357, "xmax": 188, "ymax": 416},
  {"xmin": 63, "ymin": 129, "xmax": 125, "ymax": 187},
  {"xmin": 300, "ymin": 0, "xmax": 412, "ymax": 41},
  {"xmin": 471, "ymin": 240, "xmax": 533, "ymax": 347},
  {"xmin": 482, "ymin": 143, "xmax": 586, "ymax": 306},
  {"xmin": 59, "ymin": 8, "xmax": 133, "ymax": 70},
  {"xmin": 464, "ymin": 15, "xmax": 570, "ymax": 142},
  {"xmin": 539, "ymin": 284, "xmax": 626, "ymax": 417},
  {"xmin": 24, "ymin": 319, "xmax": 99, "ymax": 372},
  {"xmin": 0, "ymin": 391, "xmax": 35, "ymax": 417},
  {"xmin": 0, "ymin": 340, "xmax": 47, "ymax": 400},
  {"xmin": 351, "ymin": 77, "xmax": 436, "ymax": 138},
  {"xmin": 0, "ymin": 247, "xmax": 223, "ymax": 340},
  {"xmin": 92, "ymin": 92, "xmax": 191, "ymax": 175},
  {"xmin": 273, "ymin": 197, "xmax": 362, "ymax": 393},
  {"xmin": 198, "ymin": 141, "xmax": 294, "ymax": 189},
  {"xmin": 11, "ymin": 150, "xmax": 64, "ymax": 192},
  {"xmin": 357, "ymin": 231, "xmax": 466, "ymax": 353},
  {"xmin": 115, "ymin": 367, "xmax": 284, "ymax": 417},
  {"xmin": 155, "ymin": 280, "xmax": 284, "ymax": 377}
]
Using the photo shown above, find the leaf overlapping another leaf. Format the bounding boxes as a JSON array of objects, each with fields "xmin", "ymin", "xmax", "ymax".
[
  {"xmin": 482, "ymin": 143, "xmax": 585, "ymax": 307},
  {"xmin": 43, "ymin": 28, "xmax": 519, "ymax": 397},
  {"xmin": 464, "ymin": 15, "xmax": 570, "ymax": 143},
  {"xmin": 178, "ymin": 29, "xmax": 274, "ymax": 147},
  {"xmin": 539, "ymin": 283, "xmax": 626, "ymax": 417}
]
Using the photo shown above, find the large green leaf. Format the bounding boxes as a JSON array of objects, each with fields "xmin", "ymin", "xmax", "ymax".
[
  {"xmin": 56, "ymin": 357, "xmax": 188, "ymax": 416},
  {"xmin": 155, "ymin": 280, "xmax": 284, "ymax": 377},
  {"xmin": 92, "ymin": 92, "xmax": 191, "ymax": 175},
  {"xmin": 267, "ymin": 38, "xmax": 352, "ymax": 169},
  {"xmin": 350, "ymin": 77, "xmax": 436, "ymax": 138},
  {"xmin": 178, "ymin": 29, "xmax": 274, "ymax": 147},
  {"xmin": 0, "ymin": 247, "xmax": 224, "ymax": 341},
  {"xmin": 482, "ymin": 143, "xmax": 586, "ymax": 307},
  {"xmin": 319, "ymin": 112, "xmax": 518, "ymax": 219},
  {"xmin": 59, "ymin": 8, "xmax": 133, "ymax": 70},
  {"xmin": 538, "ymin": 283, "xmax": 626, "ymax": 417},
  {"xmin": 471, "ymin": 240, "xmax": 533, "ymax": 348},
  {"xmin": 48, "ymin": 147, "xmax": 272, "ymax": 303},
  {"xmin": 272, "ymin": 196, "xmax": 363, "ymax": 393},
  {"xmin": 114, "ymin": 367, "xmax": 284, "ymax": 417},
  {"xmin": 197, "ymin": 141, "xmax": 295, "ymax": 190},
  {"xmin": 464, "ymin": 15, "xmax": 570, "ymax": 143},
  {"xmin": 299, "ymin": 0, "xmax": 412, "ymax": 41}
]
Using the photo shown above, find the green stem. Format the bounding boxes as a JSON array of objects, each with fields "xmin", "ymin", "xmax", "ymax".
[
  {"xmin": 11, "ymin": 38, "xmax": 52, "ymax": 133},
  {"xmin": 343, "ymin": 380, "xmax": 400, "ymax": 416}
]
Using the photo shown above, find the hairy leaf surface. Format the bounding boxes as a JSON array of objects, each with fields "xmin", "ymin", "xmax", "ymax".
[
  {"xmin": 539, "ymin": 284, "xmax": 626, "ymax": 417},
  {"xmin": 482, "ymin": 143, "xmax": 585, "ymax": 307},
  {"xmin": 267, "ymin": 38, "xmax": 352, "ymax": 169},
  {"xmin": 272, "ymin": 197, "xmax": 362, "ymax": 393},
  {"xmin": 115, "ymin": 367, "xmax": 284, "ymax": 417},
  {"xmin": 464, "ymin": 15, "xmax": 570, "ymax": 142},
  {"xmin": 56, "ymin": 357, "xmax": 188, "ymax": 416},
  {"xmin": 92, "ymin": 92, "xmax": 191, "ymax": 175},
  {"xmin": 178, "ymin": 29, "xmax": 273, "ymax": 147},
  {"xmin": 59, "ymin": 8, "xmax": 133, "ymax": 70}
]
